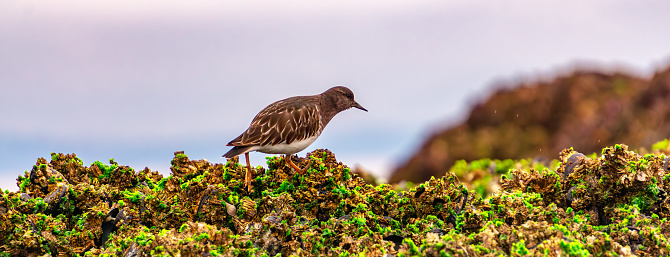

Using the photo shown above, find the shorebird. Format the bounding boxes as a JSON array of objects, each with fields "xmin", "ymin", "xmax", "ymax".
[{"xmin": 223, "ymin": 86, "xmax": 367, "ymax": 191}]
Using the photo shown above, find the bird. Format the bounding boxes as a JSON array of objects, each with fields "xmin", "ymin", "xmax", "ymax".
[{"xmin": 223, "ymin": 86, "xmax": 367, "ymax": 191}]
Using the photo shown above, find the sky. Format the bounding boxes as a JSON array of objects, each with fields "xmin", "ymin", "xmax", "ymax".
[{"xmin": 2, "ymin": 0, "xmax": 670, "ymax": 191}]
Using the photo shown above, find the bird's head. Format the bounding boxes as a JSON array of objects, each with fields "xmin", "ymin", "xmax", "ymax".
[{"xmin": 322, "ymin": 86, "xmax": 367, "ymax": 113}]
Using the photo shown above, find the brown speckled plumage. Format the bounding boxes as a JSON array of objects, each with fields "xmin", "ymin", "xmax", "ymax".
[{"xmin": 223, "ymin": 86, "xmax": 366, "ymax": 191}]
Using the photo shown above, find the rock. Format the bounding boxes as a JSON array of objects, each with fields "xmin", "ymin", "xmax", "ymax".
[{"xmin": 392, "ymin": 66, "xmax": 670, "ymax": 184}]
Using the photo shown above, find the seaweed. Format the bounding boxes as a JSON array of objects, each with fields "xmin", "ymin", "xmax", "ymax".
[{"xmin": 2, "ymin": 142, "xmax": 670, "ymax": 255}]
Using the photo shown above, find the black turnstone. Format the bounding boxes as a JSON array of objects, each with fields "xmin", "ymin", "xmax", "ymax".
[{"xmin": 223, "ymin": 86, "xmax": 367, "ymax": 191}]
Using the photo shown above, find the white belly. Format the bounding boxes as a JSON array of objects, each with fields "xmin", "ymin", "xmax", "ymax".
[{"xmin": 249, "ymin": 135, "xmax": 319, "ymax": 155}]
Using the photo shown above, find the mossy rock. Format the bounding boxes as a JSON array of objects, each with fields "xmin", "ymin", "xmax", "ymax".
[{"xmin": 2, "ymin": 142, "xmax": 670, "ymax": 256}]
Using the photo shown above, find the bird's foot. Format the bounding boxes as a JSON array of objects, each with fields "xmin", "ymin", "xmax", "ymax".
[
  {"xmin": 286, "ymin": 155, "xmax": 312, "ymax": 175},
  {"xmin": 245, "ymin": 169, "xmax": 253, "ymax": 192},
  {"xmin": 244, "ymin": 153, "xmax": 253, "ymax": 192}
]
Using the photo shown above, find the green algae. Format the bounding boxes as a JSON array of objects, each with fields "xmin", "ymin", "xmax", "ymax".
[{"xmin": 3, "ymin": 142, "xmax": 670, "ymax": 255}]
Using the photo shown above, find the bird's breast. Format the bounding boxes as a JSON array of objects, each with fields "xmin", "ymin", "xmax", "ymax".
[{"xmin": 250, "ymin": 134, "xmax": 320, "ymax": 155}]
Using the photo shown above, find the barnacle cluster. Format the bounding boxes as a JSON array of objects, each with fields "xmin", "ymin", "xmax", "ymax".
[{"xmin": 2, "ymin": 142, "xmax": 670, "ymax": 256}]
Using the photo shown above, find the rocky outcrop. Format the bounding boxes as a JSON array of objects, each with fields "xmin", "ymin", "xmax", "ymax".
[
  {"xmin": 391, "ymin": 66, "xmax": 670, "ymax": 183},
  {"xmin": 4, "ymin": 144, "xmax": 670, "ymax": 255}
]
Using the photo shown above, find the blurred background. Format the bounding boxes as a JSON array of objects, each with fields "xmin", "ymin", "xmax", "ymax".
[{"xmin": 2, "ymin": 0, "xmax": 670, "ymax": 191}]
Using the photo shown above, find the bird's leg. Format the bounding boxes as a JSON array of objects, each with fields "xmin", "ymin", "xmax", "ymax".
[
  {"xmin": 285, "ymin": 155, "xmax": 313, "ymax": 175},
  {"xmin": 245, "ymin": 152, "xmax": 252, "ymax": 191}
]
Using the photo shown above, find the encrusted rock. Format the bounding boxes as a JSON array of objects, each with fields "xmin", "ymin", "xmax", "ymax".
[{"xmin": 2, "ymin": 144, "xmax": 670, "ymax": 256}]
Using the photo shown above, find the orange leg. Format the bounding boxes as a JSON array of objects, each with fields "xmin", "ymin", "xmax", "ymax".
[
  {"xmin": 285, "ymin": 155, "xmax": 312, "ymax": 175},
  {"xmin": 245, "ymin": 152, "xmax": 252, "ymax": 191}
]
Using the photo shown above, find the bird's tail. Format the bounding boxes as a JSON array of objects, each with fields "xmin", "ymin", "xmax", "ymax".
[{"xmin": 222, "ymin": 146, "xmax": 252, "ymax": 158}]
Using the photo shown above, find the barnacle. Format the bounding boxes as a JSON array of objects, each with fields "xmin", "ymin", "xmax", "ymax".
[{"xmin": 3, "ymin": 142, "xmax": 670, "ymax": 255}]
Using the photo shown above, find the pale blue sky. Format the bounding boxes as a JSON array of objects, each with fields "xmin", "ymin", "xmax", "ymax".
[{"xmin": 2, "ymin": 0, "xmax": 670, "ymax": 191}]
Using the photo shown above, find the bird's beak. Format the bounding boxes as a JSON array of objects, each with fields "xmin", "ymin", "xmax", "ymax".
[{"xmin": 353, "ymin": 101, "xmax": 368, "ymax": 112}]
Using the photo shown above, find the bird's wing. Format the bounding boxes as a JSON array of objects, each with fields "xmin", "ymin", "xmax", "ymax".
[{"xmin": 227, "ymin": 102, "xmax": 321, "ymax": 147}]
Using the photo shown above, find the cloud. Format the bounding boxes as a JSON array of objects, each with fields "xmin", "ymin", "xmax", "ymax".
[{"xmin": 1, "ymin": 0, "xmax": 670, "ymax": 190}]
